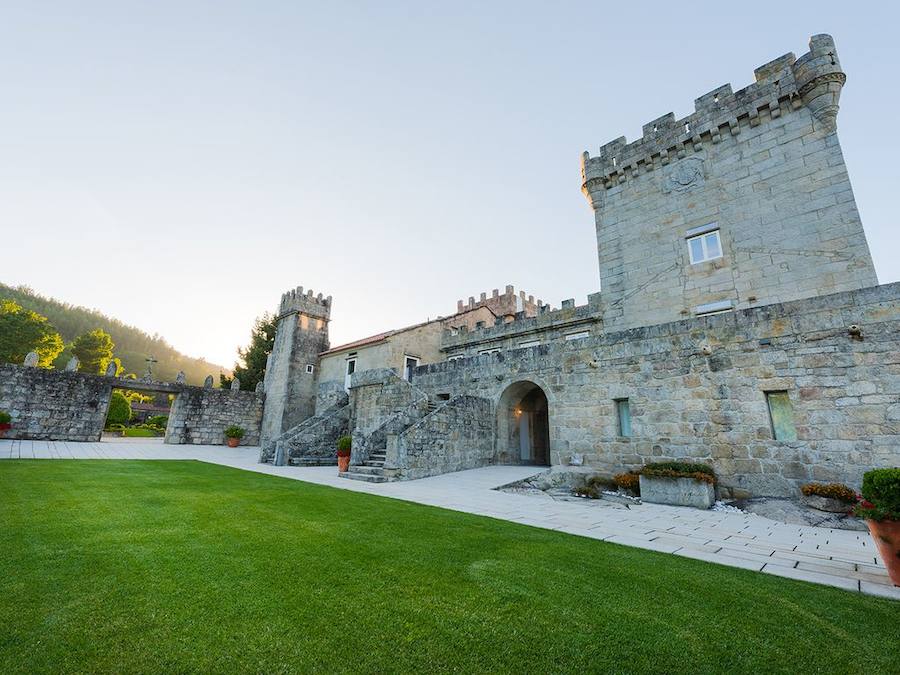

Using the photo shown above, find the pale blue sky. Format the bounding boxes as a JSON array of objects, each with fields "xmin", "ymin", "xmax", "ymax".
[{"xmin": 1, "ymin": 2, "xmax": 897, "ymax": 368}]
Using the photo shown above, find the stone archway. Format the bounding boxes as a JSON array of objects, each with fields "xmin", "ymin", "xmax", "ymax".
[{"xmin": 496, "ymin": 381, "xmax": 550, "ymax": 466}]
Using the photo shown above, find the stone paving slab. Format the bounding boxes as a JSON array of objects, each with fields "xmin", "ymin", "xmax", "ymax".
[{"xmin": 1, "ymin": 439, "xmax": 898, "ymax": 601}]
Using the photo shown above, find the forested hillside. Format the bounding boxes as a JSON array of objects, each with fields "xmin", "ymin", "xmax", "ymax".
[{"xmin": 0, "ymin": 283, "xmax": 228, "ymax": 385}]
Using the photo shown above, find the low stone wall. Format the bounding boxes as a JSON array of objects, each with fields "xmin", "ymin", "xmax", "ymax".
[
  {"xmin": 0, "ymin": 364, "xmax": 112, "ymax": 441},
  {"xmin": 412, "ymin": 283, "xmax": 900, "ymax": 497},
  {"xmin": 389, "ymin": 395, "xmax": 493, "ymax": 480},
  {"xmin": 165, "ymin": 388, "xmax": 265, "ymax": 446}
]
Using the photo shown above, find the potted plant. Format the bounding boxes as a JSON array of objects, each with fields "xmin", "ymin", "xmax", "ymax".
[
  {"xmin": 0, "ymin": 411, "xmax": 10, "ymax": 438},
  {"xmin": 854, "ymin": 468, "xmax": 900, "ymax": 586},
  {"xmin": 224, "ymin": 425, "xmax": 245, "ymax": 448},
  {"xmin": 337, "ymin": 435, "xmax": 352, "ymax": 472}
]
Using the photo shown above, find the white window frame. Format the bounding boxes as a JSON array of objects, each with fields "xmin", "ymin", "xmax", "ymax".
[
  {"xmin": 402, "ymin": 355, "xmax": 420, "ymax": 381},
  {"xmin": 447, "ymin": 354, "xmax": 465, "ymax": 361},
  {"xmin": 478, "ymin": 348, "xmax": 502, "ymax": 356},
  {"xmin": 518, "ymin": 340, "xmax": 540, "ymax": 349},
  {"xmin": 565, "ymin": 331, "xmax": 590, "ymax": 341},
  {"xmin": 305, "ymin": 364, "xmax": 315, "ymax": 374},
  {"xmin": 344, "ymin": 356, "xmax": 357, "ymax": 391},
  {"xmin": 687, "ymin": 227, "xmax": 722, "ymax": 264}
]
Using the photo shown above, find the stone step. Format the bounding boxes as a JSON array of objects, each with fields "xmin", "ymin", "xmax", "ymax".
[
  {"xmin": 363, "ymin": 460, "xmax": 385, "ymax": 468},
  {"xmin": 339, "ymin": 471, "xmax": 390, "ymax": 483},
  {"xmin": 350, "ymin": 465, "xmax": 384, "ymax": 475}
]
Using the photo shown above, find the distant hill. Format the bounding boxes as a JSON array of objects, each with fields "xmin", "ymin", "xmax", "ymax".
[{"xmin": 0, "ymin": 282, "xmax": 229, "ymax": 386}]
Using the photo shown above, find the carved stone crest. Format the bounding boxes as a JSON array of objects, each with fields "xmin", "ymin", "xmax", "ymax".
[{"xmin": 664, "ymin": 156, "xmax": 705, "ymax": 193}]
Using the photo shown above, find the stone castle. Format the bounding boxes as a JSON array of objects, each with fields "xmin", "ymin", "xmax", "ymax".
[
  {"xmin": 256, "ymin": 34, "xmax": 898, "ymax": 497},
  {"xmin": 1, "ymin": 34, "xmax": 897, "ymax": 499}
]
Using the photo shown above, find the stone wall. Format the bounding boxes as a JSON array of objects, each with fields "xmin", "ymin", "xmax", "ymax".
[
  {"xmin": 0, "ymin": 363, "xmax": 112, "ymax": 441},
  {"xmin": 581, "ymin": 34, "xmax": 878, "ymax": 332},
  {"xmin": 411, "ymin": 283, "xmax": 900, "ymax": 497},
  {"xmin": 166, "ymin": 388, "xmax": 265, "ymax": 445},
  {"xmin": 389, "ymin": 395, "xmax": 493, "ymax": 480}
]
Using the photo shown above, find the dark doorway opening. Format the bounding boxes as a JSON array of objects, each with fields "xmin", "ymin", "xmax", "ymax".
[{"xmin": 497, "ymin": 381, "xmax": 550, "ymax": 466}]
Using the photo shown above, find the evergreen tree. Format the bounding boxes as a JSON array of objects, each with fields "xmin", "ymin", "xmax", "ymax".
[
  {"xmin": 229, "ymin": 313, "xmax": 277, "ymax": 391},
  {"xmin": 71, "ymin": 329, "xmax": 115, "ymax": 374},
  {"xmin": 0, "ymin": 299, "xmax": 64, "ymax": 367}
]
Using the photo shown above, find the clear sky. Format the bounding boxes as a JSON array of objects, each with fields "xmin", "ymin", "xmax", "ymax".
[{"xmin": 2, "ymin": 2, "xmax": 897, "ymax": 369}]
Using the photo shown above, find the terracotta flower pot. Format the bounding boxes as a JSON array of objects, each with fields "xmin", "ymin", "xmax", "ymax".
[
  {"xmin": 338, "ymin": 455, "xmax": 350, "ymax": 472},
  {"xmin": 866, "ymin": 519, "xmax": 900, "ymax": 586},
  {"xmin": 226, "ymin": 437, "xmax": 240, "ymax": 448}
]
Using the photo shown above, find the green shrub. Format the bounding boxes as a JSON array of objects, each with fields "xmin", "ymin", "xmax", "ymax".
[
  {"xmin": 146, "ymin": 415, "xmax": 169, "ymax": 429},
  {"xmin": 801, "ymin": 482, "xmax": 856, "ymax": 504},
  {"xmin": 0, "ymin": 410, "xmax": 10, "ymax": 425},
  {"xmin": 337, "ymin": 435, "xmax": 352, "ymax": 455},
  {"xmin": 641, "ymin": 461, "xmax": 717, "ymax": 484},
  {"xmin": 854, "ymin": 468, "xmax": 900, "ymax": 521},
  {"xmin": 105, "ymin": 391, "xmax": 132, "ymax": 428},
  {"xmin": 614, "ymin": 472, "xmax": 641, "ymax": 495},
  {"xmin": 224, "ymin": 425, "xmax": 245, "ymax": 440}
]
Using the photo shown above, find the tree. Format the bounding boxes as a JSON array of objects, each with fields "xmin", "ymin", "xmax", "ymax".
[
  {"xmin": 105, "ymin": 391, "xmax": 132, "ymax": 427},
  {"xmin": 0, "ymin": 299, "xmax": 64, "ymax": 367},
  {"xmin": 71, "ymin": 329, "xmax": 115, "ymax": 375},
  {"xmin": 227, "ymin": 313, "xmax": 277, "ymax": 391}
]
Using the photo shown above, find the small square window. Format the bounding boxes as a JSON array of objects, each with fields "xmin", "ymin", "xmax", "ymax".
[
  {"xmin": 687, "ymin": 228, "xmax": 722, "ymax": 264},
  {"xmin": 305, "ymin": 364, "xmax": 315, "ymax": 374},
  {"xmin": 614, "ymin": 398, "xmax": 632, "ymax": 438}
]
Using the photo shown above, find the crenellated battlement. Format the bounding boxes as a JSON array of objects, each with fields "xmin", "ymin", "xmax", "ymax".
[
  {"xmin": 454, "ymin": 284, "xmax": 546, "ymax": 318},
  {"xmin": 278, "ymin": 285, "xmax": 332, "ymax": 319},
  {"xmin": 581, "ymin": 34, "xmax": 846, "ymax": 198},
  {"xmin": 442, "ymin": 292, "xmax": 602, "ymax": 350}
]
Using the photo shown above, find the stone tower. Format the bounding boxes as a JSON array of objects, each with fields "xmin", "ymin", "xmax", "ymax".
[
  {"xmin": 581, "ymin": 34, "xmax": 877, "ymax": 331},
  {"xmin": 260, "ymin": 286, "xmax": 331, "ymax": 443}
]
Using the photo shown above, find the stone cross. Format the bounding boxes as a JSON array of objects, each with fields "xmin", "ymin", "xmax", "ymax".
[
  {"xmin": 104, "ymin": 361, "xmax": 118, "ymax": 377},
  {"xmin": 65, "ymin": 357, "xmax": 80, "ymax": 372},
  {"xmin": 230, "ymin": 378, "xmax": 241, "ymax": 391},
  {"xmin": 145, "ymin": 355, "xmax": 158, "ymax": 380},
  {"xmin": 175, "ymin": 371, "xmax": 186, "ymax": 384},
  {"xmin": 204, "ymin": 375, "xmax": 214, "ymax": 388},
  {"xmin": 23, "ymin": 352, "xmax": 38, "ymax": 367}
]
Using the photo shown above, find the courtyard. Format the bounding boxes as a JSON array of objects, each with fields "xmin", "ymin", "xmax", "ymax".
[{"xmin": 1, "ymin": 442, "xmax": 898, "ymax": 673}]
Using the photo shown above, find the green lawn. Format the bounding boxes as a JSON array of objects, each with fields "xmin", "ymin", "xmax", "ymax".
[{"xmin": 1, "ymin": 461, "xmax": 897, "ymax": 674}]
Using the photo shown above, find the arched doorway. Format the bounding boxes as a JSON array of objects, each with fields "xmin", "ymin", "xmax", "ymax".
[{"xmin": 497, "ymin": 381, "xmax": 550, "ymax": 466}]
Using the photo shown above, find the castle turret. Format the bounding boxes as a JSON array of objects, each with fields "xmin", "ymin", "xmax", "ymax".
[
  {"xmin": 260, "ymin": 286, "xmax": 331, "ymax": 442},
  {"xmin": 792, "ymin": 34, "xmax": 846, "ymax": 133}
]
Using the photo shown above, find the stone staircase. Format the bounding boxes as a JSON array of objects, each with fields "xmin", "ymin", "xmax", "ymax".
[
  {"xmin": 338, "ymin": 447, "xmax": 391, "ymax": 483},
  {"xmin": 338, "ymin": 395, "xmax": 446, "ymax": 483}
]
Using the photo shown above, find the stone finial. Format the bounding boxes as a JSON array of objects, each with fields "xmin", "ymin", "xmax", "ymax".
[
  {"xmin": 255, "ymin": 381, "xmax": 264, "ymax": 393},
  {"xmin": 230, "ymin": 378, "xmax": 241, "ymax": 391},
  {"xmin": 23, "ymin": 352, "xmax": 39, "ymax": 367},
  {"xmin": 204, "ymin": 375, "xmax": 214, "ymax": 388},
  {"xmin": 65, "ymin": 357, "xmax": 80, "ymax": 372},
  {"xmin": 104, "ymin": 361, "xmax": 118, "ymax": 377},
  {"xmin": 175, "ymin": 371, "xmax": 186, "ymax": 384}
]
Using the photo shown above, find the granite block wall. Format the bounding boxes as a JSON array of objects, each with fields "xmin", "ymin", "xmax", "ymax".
[
  {"xmin": 389, "ymin": 395, "xmax": 493, "ymax": 480},
  {"xmin": 165, "ymin": 388, "xmax": 264, "ymax": 445},
  {"xmin": 0, "ymin": 363, "xmax": 112, "ymax": 441},
  {"xmin": 411, "ymin": 283, "xmax": 900, "ymax": 497}
]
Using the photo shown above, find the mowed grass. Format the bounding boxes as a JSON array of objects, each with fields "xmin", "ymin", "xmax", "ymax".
[{"xmin": 1, "ymin": 461, "xmax": 897, "ymax": 674}]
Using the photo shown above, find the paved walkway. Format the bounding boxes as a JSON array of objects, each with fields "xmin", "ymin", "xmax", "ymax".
[{"xmin": 2, "ymin": 438, "xmax": 897, "ymax": 600}]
